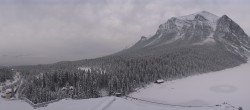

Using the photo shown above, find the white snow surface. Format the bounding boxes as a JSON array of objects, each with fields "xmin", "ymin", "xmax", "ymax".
[
  {"xmin": 1, "ymin": 61, "xmax": 250, "ymax": 110},
  {"xmin": 177, "ymin": 11, "xmax": 219, "ymax": 30},
  {"xmin": 178, "ymin": 11, "xmax": 219, "ymax": 23},
  {"xmin": 193, "ymin": 37, "xmax": 215, "ymax": 45},
  {"xmin": 130, "ymin": 61, "xmax": 250, "ymax": 110},
  {"xmin": 145, "ymin": 33, "xmax": 162, "ymax": 47},
  {"xmin": 0, "ymin": 97, "xmax": 114, "ymax": 110},
  {"xmin": 77, "ymin": 67, "xmax": 91, "ymax": 72}
]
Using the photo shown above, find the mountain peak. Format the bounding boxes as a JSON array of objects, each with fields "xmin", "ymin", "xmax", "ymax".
[
  {"xmin": 177, "ymin": 11, "xmax": 219, "ymax": 22},
  {"xmin": 156, "ymin": 11, "xmax": 219, "ymax": 35},
  {"xmin": 140, "ymin": 36, "xmax": 147, "ymax": 41},
  {"xmin": 194, "ymin": 14, "xmax": 208, "ymax": 21},
  {"xmin": 220, "ymin": 15, "xmax": 232, "ymax": 22},
  {"xmin": 129, "ymin": 11, "xmax": 250, "ymax": 58}
]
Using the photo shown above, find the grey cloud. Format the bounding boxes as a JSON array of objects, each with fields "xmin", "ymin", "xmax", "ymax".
[{"xmin": 0, "ymin": 0, "xmax": 250, "ymax": 66}]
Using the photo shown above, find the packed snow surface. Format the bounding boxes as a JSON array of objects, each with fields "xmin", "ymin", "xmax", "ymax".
[
  {"xmin": 1, "ymin": 61, "xmax": 250, "ymax": 110},
  {"xmin": 130, "ymin": 62, "xmax": 250, "ymax": 110}
]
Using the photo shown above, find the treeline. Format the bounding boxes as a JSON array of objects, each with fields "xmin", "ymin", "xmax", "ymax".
[
  {"xmin": 0, "ymin": 68, "xmax": 14, "ymax": 83},
  {"xmin": 17, "ymin": 44, "xmax": 245, "ymax": 104}
]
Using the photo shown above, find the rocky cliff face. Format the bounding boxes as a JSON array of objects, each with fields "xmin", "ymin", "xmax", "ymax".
[
  {"xmin": 129, "ymin": 11, "xmax": 250, "ymax": 59},
  {"xmin": 215, "ymin": 15, "xmax": 250, "ymax": 58}
]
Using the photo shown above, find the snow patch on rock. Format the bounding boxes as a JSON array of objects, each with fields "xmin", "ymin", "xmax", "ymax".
[
  {"xmin": 145, "ymin": 33, "xmax": 163, "ymax": 47},
  {"xmin": 177, "ymin": 11, "xmax": 219, "ymax": 30}
]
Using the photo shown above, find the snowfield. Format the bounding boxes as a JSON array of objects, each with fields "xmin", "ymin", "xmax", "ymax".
[
  {"xmin": 0, "ymin": 97, "xmax": 114, "ymax": 110},
  {"xmin": 130, "ymin": 62, "xmax": 250, "ymax": 110},
  {"xmin": 1, "ymin": 62, "xmax": 249, "ymax": 110}
]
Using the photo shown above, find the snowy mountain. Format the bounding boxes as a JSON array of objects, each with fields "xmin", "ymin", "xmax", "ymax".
[
  {"xmin": 10, "ymin": 11, "xmax": 250, "ymax": 108},
  {"xmin": 128, "ymin": 11, "xmax": 250, "ymax": 59}
]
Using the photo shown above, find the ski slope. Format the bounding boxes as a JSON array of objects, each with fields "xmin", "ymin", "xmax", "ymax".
[{"xmin": 0, "ymin": 62, "xmax": 250, "ymax": 110}]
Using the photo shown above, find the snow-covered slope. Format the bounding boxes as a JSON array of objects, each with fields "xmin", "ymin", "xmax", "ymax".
[{"xmin": 1, "ymin": 61, "xmax": 249, "ymax": 110}]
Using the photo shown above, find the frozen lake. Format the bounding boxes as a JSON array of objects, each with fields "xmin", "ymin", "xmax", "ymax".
[{"xmin": 131, "ymin": 62, "xmax": 250, "ymax": 110}]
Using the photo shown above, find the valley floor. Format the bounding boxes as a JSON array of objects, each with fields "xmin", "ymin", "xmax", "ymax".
[{"xmin": 1, "ymin": 62, "xmax": 250, "ymax": 110}]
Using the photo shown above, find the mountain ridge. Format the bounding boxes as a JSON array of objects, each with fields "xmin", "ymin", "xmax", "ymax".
[{"xmin": 125, "ymin": 11, "xmax": 250, "ymax": 59}]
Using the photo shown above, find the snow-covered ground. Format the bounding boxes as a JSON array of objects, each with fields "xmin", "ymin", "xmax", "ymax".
[
  {"xmin": 0, "ymin": 97, "xmax": 114, "ymax": 110},
  {"xmin": 130, "ymin": 62, "xmax": 250, "ymax": 110},
  {"xmin": 0, "ymin": 62, "xmax": 249, "ymax": 110},
  {"xmin": 0, "ymin": 72, "xmax": 20, "ymax": 93}
]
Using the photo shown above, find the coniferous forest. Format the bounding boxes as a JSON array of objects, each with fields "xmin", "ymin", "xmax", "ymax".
[
  {"xmin": 14, "ymin": 44, "xmax": 246, "ymax": 104},
  {"xmin": 0, "ymin": 68, "xmax": 14, "ymax": 83}
]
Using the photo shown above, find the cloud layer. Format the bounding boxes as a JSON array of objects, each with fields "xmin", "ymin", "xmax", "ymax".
[{"xmin": 0, "ymin": 0, "xmax": 249, "ymax": 66}]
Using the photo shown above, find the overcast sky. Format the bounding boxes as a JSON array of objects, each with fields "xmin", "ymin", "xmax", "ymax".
[{"xmin": 0, "ymin": 0, "xmax": 249, "ymax": 66}]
